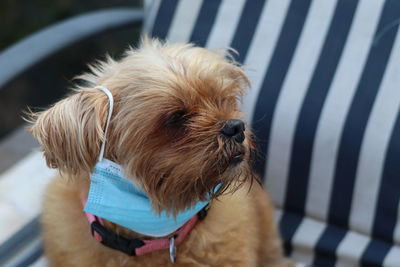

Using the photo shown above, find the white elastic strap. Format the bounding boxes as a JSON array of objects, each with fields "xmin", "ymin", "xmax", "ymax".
[{"xmin": 95, "ymin": 85, "xmax": 114, "ymax": 161}]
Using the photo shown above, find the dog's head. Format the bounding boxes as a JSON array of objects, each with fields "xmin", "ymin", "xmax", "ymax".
[{"xmin": 29, "ymin": 38, "xmax": 255, "ymax": 213}]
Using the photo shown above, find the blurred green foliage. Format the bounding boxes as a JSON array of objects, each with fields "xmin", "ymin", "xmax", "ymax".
[{"xmin": 0, "ymin": 0, "xmax": 143, "ymax": 138}]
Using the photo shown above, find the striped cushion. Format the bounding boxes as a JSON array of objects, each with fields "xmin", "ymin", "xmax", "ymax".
[{"xmin": 146, "ymin": 0, "xmax": 400, "ymax": 266}]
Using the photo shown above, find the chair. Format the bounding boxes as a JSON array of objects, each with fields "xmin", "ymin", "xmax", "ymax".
[
  {"xmin": 147, "ymin": 0, "xmax": 400, "ymax": 266},
  {"xmin": 0, "ymin": 8, "xmax": 143, "ymax": 266},
  {"xmin": 2, "ymin": 0, "xmax": 400, "ymax": 266}
]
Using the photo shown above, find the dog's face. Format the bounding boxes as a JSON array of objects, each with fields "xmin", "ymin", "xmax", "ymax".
[{"xmin": 30, "ymin": 38, "xmax": 255, "ymax": 213}]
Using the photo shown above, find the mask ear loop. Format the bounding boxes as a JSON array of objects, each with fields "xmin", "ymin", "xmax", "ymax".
[{"xmin": 95, "ymin": 86, "xmax": 114, "ymax": 162}]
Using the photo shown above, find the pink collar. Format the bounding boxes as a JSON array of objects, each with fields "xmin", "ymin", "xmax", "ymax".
[{"xmin": 82, "ymin": 197, "xmax": 207, "ymax": 261}]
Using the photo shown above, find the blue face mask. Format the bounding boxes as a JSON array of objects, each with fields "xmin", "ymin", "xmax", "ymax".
[
  {"xmin": 84, "ymin": 158, "xmax": 211, "ymax": 237},
  {"xmin": 84, "ymin": 86, "xmax": 213, "ymax": 237}
]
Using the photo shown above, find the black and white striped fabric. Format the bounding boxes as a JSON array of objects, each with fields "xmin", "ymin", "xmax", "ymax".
[{"xmin": 146, "ymin": 0, "xmax": 400, "ymax": 266}]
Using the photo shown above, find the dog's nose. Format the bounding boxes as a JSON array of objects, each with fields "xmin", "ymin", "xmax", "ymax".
[{"xmin": 221, "ymin": 120, "xmax": 245, "ymax": 143}]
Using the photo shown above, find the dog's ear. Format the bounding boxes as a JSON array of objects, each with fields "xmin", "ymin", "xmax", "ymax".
[{"xmin": 28, "ymin": 89, "xmax": 108, "ymax": 175}]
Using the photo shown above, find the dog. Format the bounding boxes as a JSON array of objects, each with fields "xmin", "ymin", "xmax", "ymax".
[{"xmin": 29, "ymin": 38, "xmax": 291, "ymax": 266}]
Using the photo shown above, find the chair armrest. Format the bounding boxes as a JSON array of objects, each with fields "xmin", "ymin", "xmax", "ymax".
[{"xmin": 0, "ymin": 8, "xmax": 143, "ymax": 89}]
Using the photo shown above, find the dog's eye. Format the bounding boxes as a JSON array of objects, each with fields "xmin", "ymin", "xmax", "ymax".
[{"xmin": 165, "ymin": 111, "xmax": 188, "ymax": 128}]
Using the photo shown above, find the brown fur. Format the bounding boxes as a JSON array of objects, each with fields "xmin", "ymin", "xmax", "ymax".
[{"xmin": 29, "ymin": 38, "xmax": 292, "ymax": 266}]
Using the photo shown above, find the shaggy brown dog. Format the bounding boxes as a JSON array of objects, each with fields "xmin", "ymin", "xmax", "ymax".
[{"xmin": 29, "ymin": 38, "xmax": 291, "ymax": 266}]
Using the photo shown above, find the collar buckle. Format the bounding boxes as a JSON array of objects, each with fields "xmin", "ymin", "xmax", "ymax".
[{"xmin": 91, "ymin": 222, "xmax": 145, "ymax": 256}]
